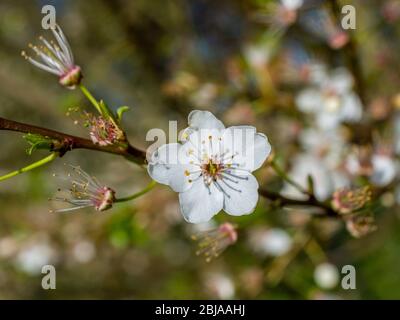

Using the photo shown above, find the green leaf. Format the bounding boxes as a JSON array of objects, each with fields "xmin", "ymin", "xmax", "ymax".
[
  {"xmin": 23, "ymin": 134, "xmax": 53, "ymax": 155},
  {"xmin": 116, "ymin": 106, "xmax": 130, "ymax": 122}
]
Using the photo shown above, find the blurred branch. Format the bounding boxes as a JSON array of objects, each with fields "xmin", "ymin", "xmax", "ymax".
[
  {"xmin": 258, "ymin": 188, "xmax": 339, "ymax": 217},
  {"xmin": 329, "ymin": 0, "xmax": 366, "ymax": 106}
]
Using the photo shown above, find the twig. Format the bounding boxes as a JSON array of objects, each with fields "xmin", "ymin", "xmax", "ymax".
[
  {"xmin": 329, "ymin": 0, "xmax": 367, "ymax": 106},
  {"xmin": 0, "ymin": 117, "xmax": 146, "ymax": 164},
  {"xmin": 258, "ymin": 188, "xmax": 339, "ymax": 217}
]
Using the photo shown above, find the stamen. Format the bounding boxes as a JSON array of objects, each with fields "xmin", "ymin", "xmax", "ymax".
[
  {"xmin": 214, "ymin": 180, "xmax": 231, "ymax": 198},
  {"xmin": 222, "ymin": 170, "xmax": 249, "ymax": 180},
  {"xmin": 221, "ymin": 179, "xmax": 242, "ymax": 193}
]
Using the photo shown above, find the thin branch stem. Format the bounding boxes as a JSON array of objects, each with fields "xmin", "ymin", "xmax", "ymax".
[
  {"xmin": 0, "ymin": 152, "xmax": 58, "ymax": 182},
  {"xmin": 115, "ymin": 180, "xmax": 157, "ymax": 203},
  {"xmin": 79, "ymin": 84, "xmax": 102, "ymax": 115},
  {"xmin": 258, "ymin": 188, "xmax": 338, "ymax": 217},
  {"xmin": 79, "ymin": 84, "xmax": 116, "ymax": 122}
]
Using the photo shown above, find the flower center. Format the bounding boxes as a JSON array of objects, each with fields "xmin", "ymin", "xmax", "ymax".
[
  {"xmin": 203, "ymin": 159, "xmax": 221, "ymax": 178},
  {"xmin": 323, "ymin": 89, "xmax": 340, "ymax": 112}
]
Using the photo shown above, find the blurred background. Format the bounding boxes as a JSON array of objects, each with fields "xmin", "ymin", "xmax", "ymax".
[{"xmin": 1, "ymin": 0, "xmax": 400, "ymax": 299}]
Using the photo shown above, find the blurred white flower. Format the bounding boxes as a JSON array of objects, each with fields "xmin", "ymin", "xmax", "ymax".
[
  {"xmin": 248, "ymin": 228, "xmax": 292, "ymax": 257},
  {"xmin": 281, "ymin": 0, "xmax": 303, "ymax": 11},
  {"xmin": 314, "ymin": 263, "xmax": 339, "ymax": 290},
  {"xmin": 296, "ymin": 67, "xmax": 362, "ymax": 130},
  {"xmin": 15, "ymin": 243, "xmax": 56, "ymax": 275},
  {"xmin": 189, "ymin": 83, "xmax": 218, "ymax": 108},
  {"xmin": 300, "ymin": 127, "xmax": 347, "ymax": 168},
  {"xmin": 205, "ymin": 273, "xmax": 235, "ymax": 299},
  {"xmin": 244, "ymin": 43, "xmax": 272, "ymax": 69},
  {"xmin": 282, "ymin": 154, "xmax": 348, "ymax": 201},
  {"xmin": 370, "ymin": 154, "xmax": 397, "ymax": 186},
  {"xmin": 72, "ymin": 240, "xmax": 96, "ymax": 264},
  {"xmin": 148, "ymin": 110, "xmax": 272, "ymax": 223},
  {"xmin": 346, "ymin": 151, "xmax": 397, "ymax": 187}
]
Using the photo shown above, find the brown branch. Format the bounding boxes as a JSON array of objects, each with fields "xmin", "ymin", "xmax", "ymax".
[
  {"xmin": 0, "ymin": 117, "xmax": 147, "ymax": 164},
  {"xmin": 329, "ymin": 0, "xmax": 366, "ymax": 106},
  {"xmin": 259, "ymin": 188, "xmax": 339, "ymax": 218}
]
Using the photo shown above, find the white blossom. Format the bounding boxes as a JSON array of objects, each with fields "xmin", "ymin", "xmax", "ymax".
[
  {"xmin": 248, "ymin": 228, "xmax": 292, "ymax": 257},
  {"xmin": 296, "ymin": 66, "xmax": 363, "ymax": 130},
  {"xmin": 281, "ymin": 0, "xmax": 303, "ymax": 11},
  {"xmin": 346, "ymin": 152, "xmax": 397, "ymax": 187},
  {"xmin": 282, "ymin": 154, "xmax": 348, "ymax": 201},
  {"xmin": 205, "ymin": 273, "xmax": 235, "ymax": 299},
  {"xmin": 299, "ymin": 127, "xmax": 347, "ymax": 168},
  {"xmin": 147, "ymin": 110, "xmax": 271, "ymax": 223},
  {"xmin": 314, "ymin": 263, "xmax": 339, "ymax": 290},
  {"xmin": 15, "ymin": 242, "xmax": 56, "ymax": 275}
]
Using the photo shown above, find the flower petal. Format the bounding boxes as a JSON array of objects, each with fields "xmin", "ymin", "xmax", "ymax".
[
  {"xmin": 340, "ymin": 93, "xmax": 363, "ymax": 122},
  {"xmin": 316, "ymin": 112, "xmax": 340, "ymax": 130},
  {"xmin": 281, "ymin": 154, "xmax": 334, "ymax": 201},
  {"xmin": 296, "ymin": 88, "xmax": 323, "ymax": 113},
  {"xmin": 371, "ymin": 155, "xmax": 397, "ymax": 186},
  {"xmin": 328, "ymin": 68, "xmax": 354, "ymax": 94},
  {"xmin": 222, "ymin": 173, "xmax": 259, "ymax": 216},
  {"xmin": 281, "ymin": 0, "xmax": 303, "ymax": 10},
  {"xmin": 179, "ymin": 179, "xmax": 223, "ymax": 223},
  {"xmin": 222, "ymin": 126, "xmax": 272, "ymax": 172},
  {"xmin": 187, "ymin": 110, "xmax": 225, "ymax": 130},
  {"xmin": 147, "ymin": 143, "xmax": 198, "ymax": 192}
]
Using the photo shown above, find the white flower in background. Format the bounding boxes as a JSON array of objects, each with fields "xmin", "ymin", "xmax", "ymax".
[
  {"xmin": 148, "ymin": 110, "xmax": 271, "ymax": 223},
  {"xmin": 15, "ymin": 242, "xmax": 56, "ymax": 275},
  {"xmin": 314, "ymin": 263, "xmax": 339, "ymax": 290},
  {"xmin": 299, "ymin": 127, "xmax": 347, "ymax": 168},
  {"xmin": 281, "ymin": 0, "xmax": 303, "ymax": 11},
  {"xmin": 248, "ymin": 228, "xmax": 292, "ymax": 257},
  {"xmin": 296, "ymin": 66, "xmax": 362, "ymax": 130},
  {"xmin": 244, "ymin": 43, "xmax": 272, "ymax": 69},
  {"xmin": 72, "ymin": 240, "xmax": 96, "ymax": 264},
  {"xmin": 370, "ymin": 154, "xmax": 397, "ymax": 186},
  {"xmin": 346, "ymin": 150, "xmax": 397, "ymax": 187},
  {"xmin": 282, "ymin": 154, "xmax": 348, "ymax": 201},
  {"xmin": 22, "ymin": 25, "xmax": 82, "ymax": 89},
  {"xmin": 205, "ymin": 273, "xmax": 235, "ymax": 299}
]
